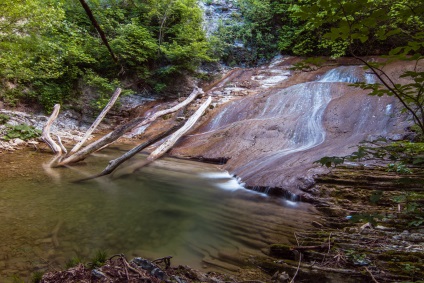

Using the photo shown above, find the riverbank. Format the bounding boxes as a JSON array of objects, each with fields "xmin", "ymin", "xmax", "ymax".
[
  {"xmin": 256, "ymin": 164, "xmax": 424, "ymax": 282},
  {"xmin": 1, "ymin": 58, "xmax": 423, "ymax": 282}
]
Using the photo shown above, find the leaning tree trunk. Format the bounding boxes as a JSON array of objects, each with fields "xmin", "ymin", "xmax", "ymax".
[
  {"xmin": 75, "ymin": 123, "xmax": 184, "ymax": 182},
  {"xmin": 42, "ymin": 104, "xmax": 63, "ymax": 155},
  {"xmin": 78, "ymin": 0, "xmax": 117, "ymax": 63},
  {"xmin": 56, "ymin": 87, "xmax": 203, "ymax": 167},
  {"xmin": 116, "ymin": 96, "xmax": 212, "ymax": 177},
  {"xmin": 70, "ymin": 88, "xmax": 121, "ymax": 154}
]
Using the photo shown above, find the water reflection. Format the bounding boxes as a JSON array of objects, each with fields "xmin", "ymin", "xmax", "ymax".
[{"xmin": 0, "ymin": 148, "xmax": 319, "ymax": 281}]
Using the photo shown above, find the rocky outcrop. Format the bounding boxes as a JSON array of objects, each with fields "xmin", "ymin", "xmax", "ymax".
[{"xmin": 171, "ymin": 58, "xmax": 415, "ymax": 195}]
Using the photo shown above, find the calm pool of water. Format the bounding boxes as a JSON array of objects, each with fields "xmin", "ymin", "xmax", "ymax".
[{"xmin": 0, "ymin": 147, "xmax": 319, "ymax": 281}]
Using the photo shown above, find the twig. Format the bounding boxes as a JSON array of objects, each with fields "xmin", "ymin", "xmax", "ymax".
[
  {"xmin": 290, "ymin": 244, "xmax": 327, "ymax": 251},
  {"xmin": 109, "ymin": 254, "xmax": 149, "ymax": 279},
  {"xmin": 327, "ymin": 232, "xmax": 332, "ymax": 254},
  {"xmin": 294, "ymin": 232, "xmax": 300, "ymax": 246},
  {"xmin": 121, "ymin": 257, "xmax": 130, "ymax": 281},
  {"xmin": 152, "ymin": 256, "xmax": 173, "ymax": 269},
  {"xmin": 289, "ymin": 252, "xmax": 302, "ymax": 283},
  {"xmin": 365, "ymin": 266, "xmax": 380, "ymax": 283},
  {"xmin": 322, "ymin": 232, "xmax": 333, "ymax": 264}
]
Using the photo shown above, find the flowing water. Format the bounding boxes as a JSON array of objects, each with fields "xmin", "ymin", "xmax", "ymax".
[{"xmin": 0, "ymin": 147, "xmax": 319, "ymax": 281}]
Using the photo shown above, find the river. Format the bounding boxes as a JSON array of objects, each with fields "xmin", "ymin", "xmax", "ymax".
[{"xmin": 0, "ymin": 146, "xmax": 319, "ymax": 281}]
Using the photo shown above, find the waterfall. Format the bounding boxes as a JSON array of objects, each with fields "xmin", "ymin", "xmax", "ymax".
[
  {"xmin": 318, "ymin": 66, "xmax": 377, "ymax": 84},
  {"xmin": 198, "ymin": 0, "xmax": 240, "ymax": 37},
  {"xmin": 203, "ymin": 66, "xmax": 382, "ymax": 191},
  {"xmin": 234, "ymin": 81, "xmax": 333, "ymax": 180}
]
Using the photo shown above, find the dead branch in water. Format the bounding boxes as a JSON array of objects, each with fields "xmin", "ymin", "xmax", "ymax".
[
  {"xmin": 56, "ymin": 87, "xmax": 203, "ymax": 167},
  {"xmin": 121, "ymin": 96, "xmax": 212, "ymax": 175},
  {"xmin": 70, "ymin": 88, "xmax": 121, "ymax": 154},
  {"xmin": 74, "ymin": 123, "xmax": 184, "ymax": 182},
  {"xmin": 42, "ymin": 104, "xmax": 62, "ymax": 154}
]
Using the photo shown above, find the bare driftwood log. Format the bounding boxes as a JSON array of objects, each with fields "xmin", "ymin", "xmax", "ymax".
[
  {"xmin": 42, "ymin": 104, "xmax": 63, "ymax": 154},
  {"xmin": 70, "ymin": 88, "xmax": 122, "ymax": 154},
  {"xmin": 56, "ymin": 135, "xmax": 67, "ymax": 154},
  {"xmin": 57, "ymin": 87, "xmax": 203, "ymax": 167},
  {"xmin": 75, "ymin": 123, "xmax": 184, "ymax": 182},
  {"xmin": 148, "ymin": 96, "xmax": 212, "ymax": 161},
  {"xmin": 122, "ymin": 96, "xmax": 212, "ymax": 174}
]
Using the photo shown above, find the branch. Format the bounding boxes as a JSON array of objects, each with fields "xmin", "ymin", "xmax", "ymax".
[
  {"xmin": 70, "ymin": 88, "xmax": 121, "ymax": 154},
  {"xmin": 147, "ymin": 96, "xmax": 212, "ymax": 161},
  {"xmin": 74, "ymin": 123, "xmax": 183, "ymax": 182},
  {"xmin": 365, "ymin": 266, "xmax": 380, "ymax": 283},
  {"xmin": 78, "ymin": 0, "xmax": 118, "ymax": 63},
  {"xmin": 120, "ymin": 96, "xmax": 212, "ymax": 175},
  {"xmin": 353, "ymin": 56, "xmax": 424, "ymax": 131},
  {"xmin": 57, "ymin": 87, "xmax": 202, "ymax": 166},
  {"xmin": 42, "ymin": 104, "xmax": 62, "ymax": 154}
]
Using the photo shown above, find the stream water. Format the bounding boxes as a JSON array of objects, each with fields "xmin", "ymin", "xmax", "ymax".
[{"xmin": 0, "ymin": 147, "xmax": 319, "ymax": 281}]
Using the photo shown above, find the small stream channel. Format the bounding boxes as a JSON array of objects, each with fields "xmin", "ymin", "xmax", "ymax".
[{"xmin": 0, "ymin": 147, "xmax": 319, "ymax": 281}]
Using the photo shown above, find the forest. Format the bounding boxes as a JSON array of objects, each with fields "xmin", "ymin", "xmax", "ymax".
[{"xmin": 2, "ymin": 0, "xmax": 423, "ymax": 114}]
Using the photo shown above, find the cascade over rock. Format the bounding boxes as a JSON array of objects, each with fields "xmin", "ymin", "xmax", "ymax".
[{"xmin": 171, "ymin": 58, "xmax": 412, "ymax": 195}]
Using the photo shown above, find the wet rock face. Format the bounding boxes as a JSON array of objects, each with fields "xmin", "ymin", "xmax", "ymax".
[
  {"xmin": 199, "ymin": 0, "xmax": 239, "ymax": 37},
  {"xmin": 171, "ymin": 58, "xmax": 414, "ymax": 194}
]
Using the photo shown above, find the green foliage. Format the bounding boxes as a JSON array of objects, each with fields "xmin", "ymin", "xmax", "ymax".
[
  {"xmin": 370, "ymin": 190, "xmax": 384, "ymax": 205},
  {"xmin": 345, "ymin": 249, "xmax": 370, "ymax": 266},
  {"xmin": 211, "ymin": 0, "xmax": 278, "ymax": 65},
  {"xmin": 31, "ymin": 271, "xmax": 44, "ymax": 283},
  {"xmin": 2, "ymin": 124, "xmax": 41, "ymax": 141},
  {"xmin": 348, "ymin": 213, "xmax": 383, "ymax": 227},
  {"xmin": 0, "ymin": 114, "xmax": 10, "ymax": 125},
  {"xmin": 315, "ymin": 140, "xmax": 424, "ymax": 169},
  {"xmin": 290, "ymin": 57, "xmax": 327, "ymax": 71},
  {"xmin": 401, "ymin": 263, "xmax": 421, "ymax": 279},
  {"xmin": 392, "ymin": 192, "xmax": 424, "ymax": 227},
  {"xmin": 387, "ymin": 162, "xmax": 412, "ymax": 174},
  {"xmin": 314, "ymin": 156, "xmax": 345, "ymax": 168},
  {"xmin": 0, "ymin": 0, "xmax": 211, "ymax": 110},
  {"xmin": 65, "ymin": 256, "xmax": 84, "ymax": 269},
  {"xmin": 293, "ymin": 0, "xmax": 424, "ymax": 134},
  {"xmin": 87, "ymin": 250, "xmax": 108, "ymax": 269}
]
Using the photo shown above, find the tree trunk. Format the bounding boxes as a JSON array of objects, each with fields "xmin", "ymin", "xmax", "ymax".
[
  {"xmin": 147, "ymin": 96, "xmax": 212, "ymax": 161},
  {"xmin": 78, "ymin": 0, "xmax": 118, "ymax": 63},
  {"xmin": 70, "ymin": 88, "xmax": 121, "ymax": 154},
  {"xmin": 56, "ymin": 87, "xmax": 203, "ymax": 166},
  {"xmin": 42, "ymin": 104, "xmax": 62, "ymax": 154},
  {"xmin": 75, "ymin": 123, "xmax": 184, "ymax": 182},
  {"xmin": 117, "ymin": 96, "xmax": 212, "ymax": 176}
]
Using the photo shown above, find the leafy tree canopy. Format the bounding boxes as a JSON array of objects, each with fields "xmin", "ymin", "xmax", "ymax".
[{"xmin": 0, "ymin": 0, "xmax": 211, "ymax": 111}]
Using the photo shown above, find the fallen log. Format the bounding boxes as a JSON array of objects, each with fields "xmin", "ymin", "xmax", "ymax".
[
  {"xmin": 56, "ymin": 87, "xmax": 203, "ymax": 167},
  {"xmin": 70, "ymin": 88, "xmax": 121, "ymax": 154},
  {"xmin": 42, "ymin": 104, "xmax": 63, "ymax": 154},
  {"xmin": 126, "ymin": 96, "xmax": 212, "ymax": 174},
  {"xmin": 74, "ymin": 123, "xmax": 184, "ymax": 182}
]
